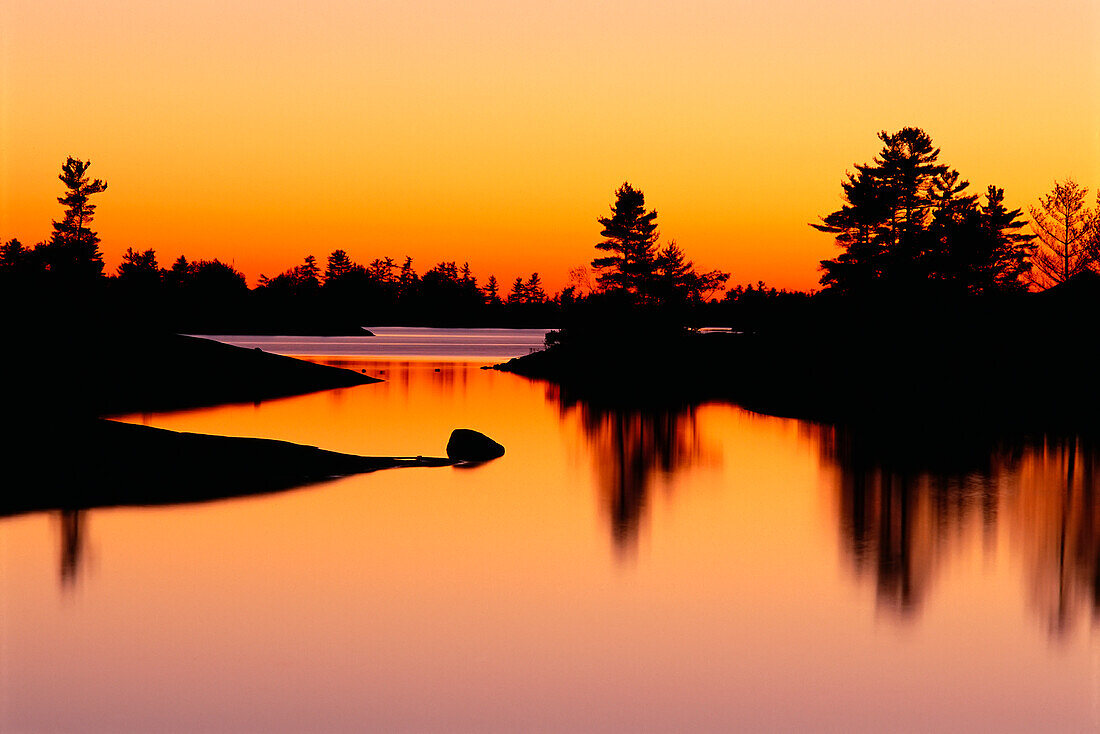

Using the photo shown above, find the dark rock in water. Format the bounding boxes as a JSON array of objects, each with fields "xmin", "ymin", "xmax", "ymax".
[{"xmin": 446, "ymin": 429, "xmax": 505, "ymax": 462}]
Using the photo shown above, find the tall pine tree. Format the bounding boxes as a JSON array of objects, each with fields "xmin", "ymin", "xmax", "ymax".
[
  {"xmin": 815, "ymin": 128, "xmax": 1030, "ymax": 295},
  {"xmin": 592, "ymin": 182, "xmax": 659, "ymax": 301},
  {"xmin": 40, "ymin": 157, "xmax": 108, "ymax": 281}
]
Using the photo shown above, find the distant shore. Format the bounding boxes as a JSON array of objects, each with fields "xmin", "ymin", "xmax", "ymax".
[{"xmin": 8, "ymin": 330, "xmax": 379, "ymax": 418}]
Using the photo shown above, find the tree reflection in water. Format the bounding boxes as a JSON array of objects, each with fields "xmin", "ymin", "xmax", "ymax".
[
  {"xmin": 1011, "ymin": 436, "xmax": 1099, "ymax": 636},
  {"xmin": 551, "ymin": 385, "xmax": 712, "ymax": 554},
  {"xmin": 821, "ymin": 425, "xmax": 1099, "ymax": 636},
  {"xmin": 58, "ymin": 509, "xmax": 86, "ymax": 588}
]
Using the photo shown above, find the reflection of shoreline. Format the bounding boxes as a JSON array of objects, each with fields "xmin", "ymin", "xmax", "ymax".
[
  {"xmin": 309, "ymin": 359, "xmax": 480, "ymax": 397},
  {"xmin": 1010, "ymin": 437, "xmax": 1099, "ymax": 636},
  {"xmin": 59, "ymin": 509, "xmax": 85, "ymax": 588},
  {"xmin": 821, "ymin": 426, "xmax": 1099, "ymax": 636},
  {"xmin": 554, "ymin": 387, "xmax": 714, "ymax": 554}
]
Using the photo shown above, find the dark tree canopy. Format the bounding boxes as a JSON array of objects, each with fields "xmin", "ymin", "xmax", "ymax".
[
  {"xmin": 258, "ymin": 255, "xmax": 322, "ymax": 294},
  {"xmin": 524, "ymin": 272, "xmax": 547, "ymax": 303},
  {"xmin": 0, "ymin": 239, "xmax": 30, "ymax": 271},
  {"xmin": 39, "ymin": 157, "xmax": 108, "ymax": 281},
  {"xmin": 653, "ymin": 242, "xmax": 729, "ymax": 304},
  {"xmin": 815, "ymin": 127, "xmax": 1034, "ymax": 295},
  {"xmin": 483, "ymin": 274, "xmax": 501, "ymax": 304},
  {"xmin": 591, "ymin": 183, "xmax": 727, "ymax": 307},
  {"xmin": 116, "ymin": 247, "xmax": 162, "ymax": 290},
  {"xmin": 592, "ymin": 182, "xmax": 660, "ymax": 298}
]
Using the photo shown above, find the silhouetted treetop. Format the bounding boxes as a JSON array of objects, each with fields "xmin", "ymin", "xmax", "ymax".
[
  {"xmin": 39, "ymin": 157, "xmax": 108, "ymax": 281},
  {"xmin": 815, "ymin": 127, "xmax": 1034, "ymax": 295},
  {"xmin": 590, "ymin": 183, "xmax": 727, "ymax": 309},
  {"xmin": 593, "ymin": 182, "xmax": 660, "ymax": 297},
  {"xmin": 116, "ymin": 247, "xmax": 161, "ymax": 289},
  {"xmin": 654, "ymin": 241, "xmax": 729, "ymax": 304},
  {"xmin": 0, "ymin": 239, "xmax": 29, "ymax": 270},
  {"xmin": 258, "ymin": 255, "xmax": 321, "ymax": 294},
  {"xmin": 483, "ymin": 274, "xmax": 501, "ymax": 305}
]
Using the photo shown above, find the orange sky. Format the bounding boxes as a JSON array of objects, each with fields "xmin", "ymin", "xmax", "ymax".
[{"xmin": 3, "ymin": 0, "xmax": 1098, "ymax": 291}]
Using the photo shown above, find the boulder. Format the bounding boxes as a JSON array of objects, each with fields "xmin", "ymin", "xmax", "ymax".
[{"xmin": 446, "ymin": 429, "xmax": 505, "ymax": 462}]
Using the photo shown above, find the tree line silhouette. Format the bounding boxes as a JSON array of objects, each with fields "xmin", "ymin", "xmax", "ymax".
[
  {"xmin": 3, "ymin": 132, "xmax": 1098, "ymax": 333},
  {"xmin": 809, "ymin": 127, "xmax": 1100, "ymax": 297},
  {"xmin": 814, "ymin": 127, "xmax": 1099, "ymax": 296},
  {"xmin": 0, "ymin": 159, "xmax": 736, "ymax": 331}
]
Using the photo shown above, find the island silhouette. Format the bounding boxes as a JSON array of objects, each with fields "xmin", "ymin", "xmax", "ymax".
[{"xmin": 3, "ymin": 134, "xmax": 1098, "ymax": 522}]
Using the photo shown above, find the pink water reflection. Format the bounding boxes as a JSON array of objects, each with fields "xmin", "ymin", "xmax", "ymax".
[{"xmin": 2, "ymin": 359, "xmax": 1096, "ymax": 732}]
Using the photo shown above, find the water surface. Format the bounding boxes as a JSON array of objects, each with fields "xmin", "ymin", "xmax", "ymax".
[
  {"xmin": 2, "ymin": 331, "xmax": 1097, "ymax": 732},
  {"xmin": 189, "ymin": 327, "xmax": 549, "ymax": 360}
]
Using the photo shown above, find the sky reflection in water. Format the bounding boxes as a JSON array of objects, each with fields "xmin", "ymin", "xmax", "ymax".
[{"xmin": 2, "ymin": 337, "xmax": 1097, "ymax": 732}]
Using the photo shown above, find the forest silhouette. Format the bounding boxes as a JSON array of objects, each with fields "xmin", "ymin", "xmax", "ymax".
[
  {"xmin": 5, "ymin": 137, "xmax": 1100, "ymax": 636},
  {"xmin": 4, "ymin": 130, "xmax": 1100, "ymax": 448},
  {"xmin": 6, "ymin": 131, "xmax": 1098, "ymax": 338}
]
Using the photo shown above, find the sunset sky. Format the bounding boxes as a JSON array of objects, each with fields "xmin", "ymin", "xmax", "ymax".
[{"xmin": 3, "ymin": 0, "xmax": 1098, "ymax": 291}]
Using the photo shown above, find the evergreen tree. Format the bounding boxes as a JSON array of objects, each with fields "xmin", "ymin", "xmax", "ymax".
[
  {"xmin": 298, "ymin": 254, "xmax": 320, "ymax": 289},
  {"xmin": 814, "ymin": 166, "xmax": 891, "ymax": 292},
  {"xmin": 654, "ymin": 242, "xmax": 694, "ymax": 301},
  {"xmin": 592, "ymin": 182, "xmax": 660, "ymax": 300},
  {"xmin": 397, "ymin": 256, "xmax": 419, "ymax": 298},
  {"xmin": 187, "ymin": 259, "xmax": 248, "ymax": 292},
  {"xmin": 816, "ymin": 128, "xmax": 948, "ymax": 291},
  {"xmin": 165, "ymin": 255, "xmax": 191, "ymax": 288},
  {"xmin": 40, "ymin": 157, "xmax": 108, "ymax": 281},
  {"xmin": 507, "ymin": 276, "xmax": 526, "ymax": 304},
  {"xmin": 0, "ymin": 239, "xmax": 29, "ymax": 270},
  {"xmin": 523, "ymin": 272, "xmax": 547, "ymax": 303},
  {"xmin": 922, "ymin": 169, "xmax": 979, "ymax": 285},
  {"xmin": 652, "ymin": 241, "xmax": 730, "ymax": 304},
  {"xmin": 815, "ymin": 127, "xmax": 1035, "ymax": 294},
  {"xmin": 116, "ymin": 247, "xmax": 161, "ymax": 289},
  {"xmin": 370, "ymin": 257, "xmax": 396, "ymax": 283},
  {"xmin": 483, "ymin": 274, "xmax": 501, "ymax": 304},
  {"xmin": 325, "ymin": 249, "xmax": 354, "ymax": 284},
  {"xmin": 427, "ymin": 261, "xmax": 459, "ymax": 282},
  {"xmin": 872, "ymin": 128, "xmax": 949, "ymax": 261},
  {"xmin": 973, "ymin": 186, "xmax": 1035, "ymax": 293}
]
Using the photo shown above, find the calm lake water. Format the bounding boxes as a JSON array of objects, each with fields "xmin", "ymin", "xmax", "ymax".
[
  {"xmin": 187, "ymin": 326, "xmax": 550, "ymax": 360},
  {"xmin": 3, "ymin": 329, "xmax": 1097, "ymax": 732}
]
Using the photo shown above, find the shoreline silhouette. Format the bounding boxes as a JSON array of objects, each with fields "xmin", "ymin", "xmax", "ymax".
[
  {"xmin": 494, "ymin": 271, "xmax": 1100, "ymax": 428},
  {"xmin": 1, "ymin": 418, "xmax": 464, "ymax": 518},
  {"xmin": 1, "ymin": 328, "xmax": 504, "ymax": 517}
]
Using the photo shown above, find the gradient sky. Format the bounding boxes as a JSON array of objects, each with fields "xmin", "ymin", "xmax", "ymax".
[{"xmin": 3, "ymin": 0, "xmax": 1098, "ymax": 290}]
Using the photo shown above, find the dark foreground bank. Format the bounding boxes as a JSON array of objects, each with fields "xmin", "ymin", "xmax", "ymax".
[
  {"xmin": 2, "ymin": 328, "xmax": 505, "ymax": 515},
  {"xmin": 0, "ymin": 419, "xmax": 463, "ymax": 517},
  {"xmin": 1, "ymin": 419, "xmax": 507, "ymax": 517}
]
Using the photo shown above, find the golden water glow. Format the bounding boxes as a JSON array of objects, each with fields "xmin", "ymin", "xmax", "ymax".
[
  {"xmin": 4, "ymin": 1, "xmax": 1098, "ymax": 290},
  {"xmin": 2, "ymin": 360, "xmax": 1097, "ymax": 730}
]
